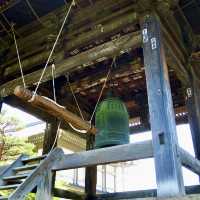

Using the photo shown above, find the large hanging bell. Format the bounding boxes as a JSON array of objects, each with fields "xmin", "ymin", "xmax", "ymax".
[{"xmin": 95, "ymin": 97, "xmax": 130, "ymax": 148}]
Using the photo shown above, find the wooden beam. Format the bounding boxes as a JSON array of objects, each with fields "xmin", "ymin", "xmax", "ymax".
[
  {"xmin": 141, "ymin": 14, "xmax": 185, "ymax": 197},
  {"xmin": 53, "ymin": 185, "xmax": 200, "ymax": 200},
  {"xmin": 3, "ymin": 1, "xmax": 138, "ymax": 75},
  {"xmin": 96, "ymin": 185, "xmax": 200, "ymax": 200},
  {"xmin": 52, "ymin": 140, "xmax": 153, "ymax": 171},
  {"xmin": 13, "ymin": 86, "xmax": 96, "ymax": 134},
  {"xmin": 0, "ymin": 31, "xmax": 141, "ymax": 97},
  {"xmin": 179, "ymin": 147, "xmax": 200, "ymax": 175}
]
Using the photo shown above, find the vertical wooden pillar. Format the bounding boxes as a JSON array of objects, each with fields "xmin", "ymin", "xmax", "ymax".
[
  {"xmin": 186, "ymin": 69, "xmax": 200, "ymax": 162},
  {"xmin": 141, "ymin": 14, "xmax": 185, "ymax": 197},
  {"xmin": 41, "ymin": 118, "xmax": 59, "ymax": 198},
  {"xmin": 85, "ymin": 134, "xmax": 97, "ymax": 200},
  {"xmin": 36, "ymin": 170, "xmax": 53, "ymax": 200},
  {"xmin": 42, "ymin": 119, "xmax": 59, "ymax": 155}
]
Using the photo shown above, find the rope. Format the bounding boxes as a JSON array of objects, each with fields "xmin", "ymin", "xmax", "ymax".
[
  {"xmin": 29, "ymin": 0, "xmax": 75, "ymax": 102},
  {"xmin": 68, "ymin": 122, "xmax": 87, "ymax": 134},
  {"xmin": 67, "ymin": 74, "xmax": 85, "ymax": 121},
  {"xmin": 48, "ymin": 120, "xmax": 62, "ymax": 153},
  {"xmin": 89, "ymin": 56, "xmax": 116, "ymax": 123},
  {"xmin": 51, "ymin": 64, "xmax": 57, "ymax": 102},
  {"xmin": 1, "ymin": 13, "xmax": 20, "ymax": 37},
  {"xmin": 25, "ymin": 0, "xmax": 45, "ymax": 27},
  {"xmin": 11, "ymin": 25, "xmax": 26, "ymax": 88}
]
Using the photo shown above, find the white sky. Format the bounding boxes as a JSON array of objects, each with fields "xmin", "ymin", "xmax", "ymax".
[{"xmin": 1, "ymin": 103, "xmax": 199, "ymax": 191}]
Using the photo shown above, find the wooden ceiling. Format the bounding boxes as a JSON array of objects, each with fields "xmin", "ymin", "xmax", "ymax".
[{"xmin": 0, "ymin": 0, "xmax": 199, "ymax": 131}]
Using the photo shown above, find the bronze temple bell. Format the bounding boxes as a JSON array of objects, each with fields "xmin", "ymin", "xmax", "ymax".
[{"xmin": 95, "ymin": 96, "xmax": 130, "ymax": 148}]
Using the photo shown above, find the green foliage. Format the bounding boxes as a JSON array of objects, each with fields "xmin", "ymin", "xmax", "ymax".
[
  {"xmin": 0, "ymin": 135, "xmax": 36, "ymax": 164},
  {"xmin": 0, "ymin": 109, "xmax": 35, "ymax": 164}
]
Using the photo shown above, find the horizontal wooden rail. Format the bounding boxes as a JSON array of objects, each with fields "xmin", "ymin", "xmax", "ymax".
[
  {"xmin": 52, "ymin": 140, "xmax": 153, "ymax": 171},
  {"xmin": 179, "ymin": 147, "xmax": 200, "ymax": 175}
]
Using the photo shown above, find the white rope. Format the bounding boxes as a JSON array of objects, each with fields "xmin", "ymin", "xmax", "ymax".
[
  {"xmin": 68, "ymin": 122, "xmax": 87, "ymax": 134},
  {"xmin": 29, "ymin": 0, "xmax": 75, "ymax": 102},
  {"xmin": 11, "ymin": 25, "xmax": 26, "ymax": 88},
  {"xmin": 89, "ymin": 57, "xmax": 116, "ymax": 122},
  {"xmin": 67, "ymin": 74, "xmax": 85, "ymax": 121},
  {"xmin": 51, "ymin": 64, "xmax": 57, "ymax": 102},
  {"xmin": 48, "ymin": 120, "xmax": 62, "ymax": 153}
]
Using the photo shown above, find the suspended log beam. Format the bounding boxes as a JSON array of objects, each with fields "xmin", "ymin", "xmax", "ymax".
[
  {"xmin": 0, "ymin": 31, "xmax": 141, "ymax": 97},
  {"xmin": 52, "ymin": 140, "xmax": 153, "ymax": 171},
  {"xmin": 13, "ymin": 86, "xmax": 96, "ymax": 134}
]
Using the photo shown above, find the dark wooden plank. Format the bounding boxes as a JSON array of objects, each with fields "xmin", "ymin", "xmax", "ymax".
[
  {"xmin": 0, "ymin": 184, "xmax": 19, "ymax": 190},
  {"xmin": 22, "ymin": 155, "xmax": 46, "ymax": 163},
  {"xmin": 52, "ymin": 140, "xmax": 153, "ymax": 171},
  {"xmin": 13, "ymin": 164, "xmax": 38, "ymax": 172},
  {"xmin": 141, "ymin": 14, "xmax": 185, "ymax": 197},
  {"xmin": 3, "ymin": 174, "xmax": 28, "ymax": 181},
  {"xmin": 97, "ymin": 189, "xmax": 157, "ymax": 199},
  {"xmin": 53, "ymin": 188, "xmax": 84, "ymax": 200}
]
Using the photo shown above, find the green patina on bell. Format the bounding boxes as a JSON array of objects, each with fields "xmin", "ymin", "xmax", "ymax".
[{"xmin": 95, "ymin": 95, "xmax": 130, "ymax": 148}]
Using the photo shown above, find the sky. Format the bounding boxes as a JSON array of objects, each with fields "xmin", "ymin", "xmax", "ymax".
[{"xmin": 1, "ymin": 103, "xmax": 199, "ymax": 191}]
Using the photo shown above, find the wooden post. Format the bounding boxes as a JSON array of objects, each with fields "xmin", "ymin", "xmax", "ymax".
[
  {"xmin": 186, "ymin": 69, "xmax": 200, "ymax": 164},
  {"xmin": 42, "ymin": 119, "xmax": 59, "ymax": 198},
  {"xmin": 43, "ymin": 119, "xmax": 59, "ymax": 155},
  {"xmin": 85, "ymin": 134, "xmax": 97, "ymax": 200},
  {"xmin": 141, "ymin": 14, "xmax": 185, "ymax": 197},
  {"xmin": 36, "ymin": 170, "xmax": 53, "ymax": 200}
]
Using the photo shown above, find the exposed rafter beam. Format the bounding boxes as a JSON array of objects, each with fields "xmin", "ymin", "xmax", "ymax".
[{"xmin": 0, "ymin": 31, "xmax": 142, "ymax": 97}]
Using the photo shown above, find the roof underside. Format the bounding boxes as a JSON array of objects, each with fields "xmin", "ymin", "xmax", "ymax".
[{"xmin": 0, "ymin": 0, "xmax": 199, "ymax": 129}]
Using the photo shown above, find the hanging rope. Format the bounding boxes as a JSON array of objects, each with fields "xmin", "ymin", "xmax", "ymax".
[
  {"xmin": 51, "ymin": 63, "xmax": 57, "ymax": 103},
  {"xmin": 48, "ymin": 120, "xmax": 62, "ymax": 153},
  {"xmin": 11, "ymin": 25, "xmax": 26, "ymax": 88},
  {"xmin": 25, "ymin": 0, "xmax": 45, "ymax": 27},
  {"xmin": 89, "ymin": 56, "xmax": 116, "ymax": 123},
  {"xmin": 67, "ymin": 74, "xmax": 85, "ymax": 121},
  {"xmin": 29, "ymin": 0, "xmax": 75, "ymax": 102},
  {"xmin": 66, "ymin": 57, "xmax": 116, "ymax": 131},
  {"xmin": 68, "ymin": 122, "xmax": 87, "ymax": 134}
]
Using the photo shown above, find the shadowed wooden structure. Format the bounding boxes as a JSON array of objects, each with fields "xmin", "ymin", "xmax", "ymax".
[{"xmin": 0, "ymin": 0, "xmax": 200, "ymax": 199}]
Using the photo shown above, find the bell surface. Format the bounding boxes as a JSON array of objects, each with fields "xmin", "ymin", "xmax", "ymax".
[{"xmin": 95, "ymin": 97, "xmax": 130, "ymax": 148}]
